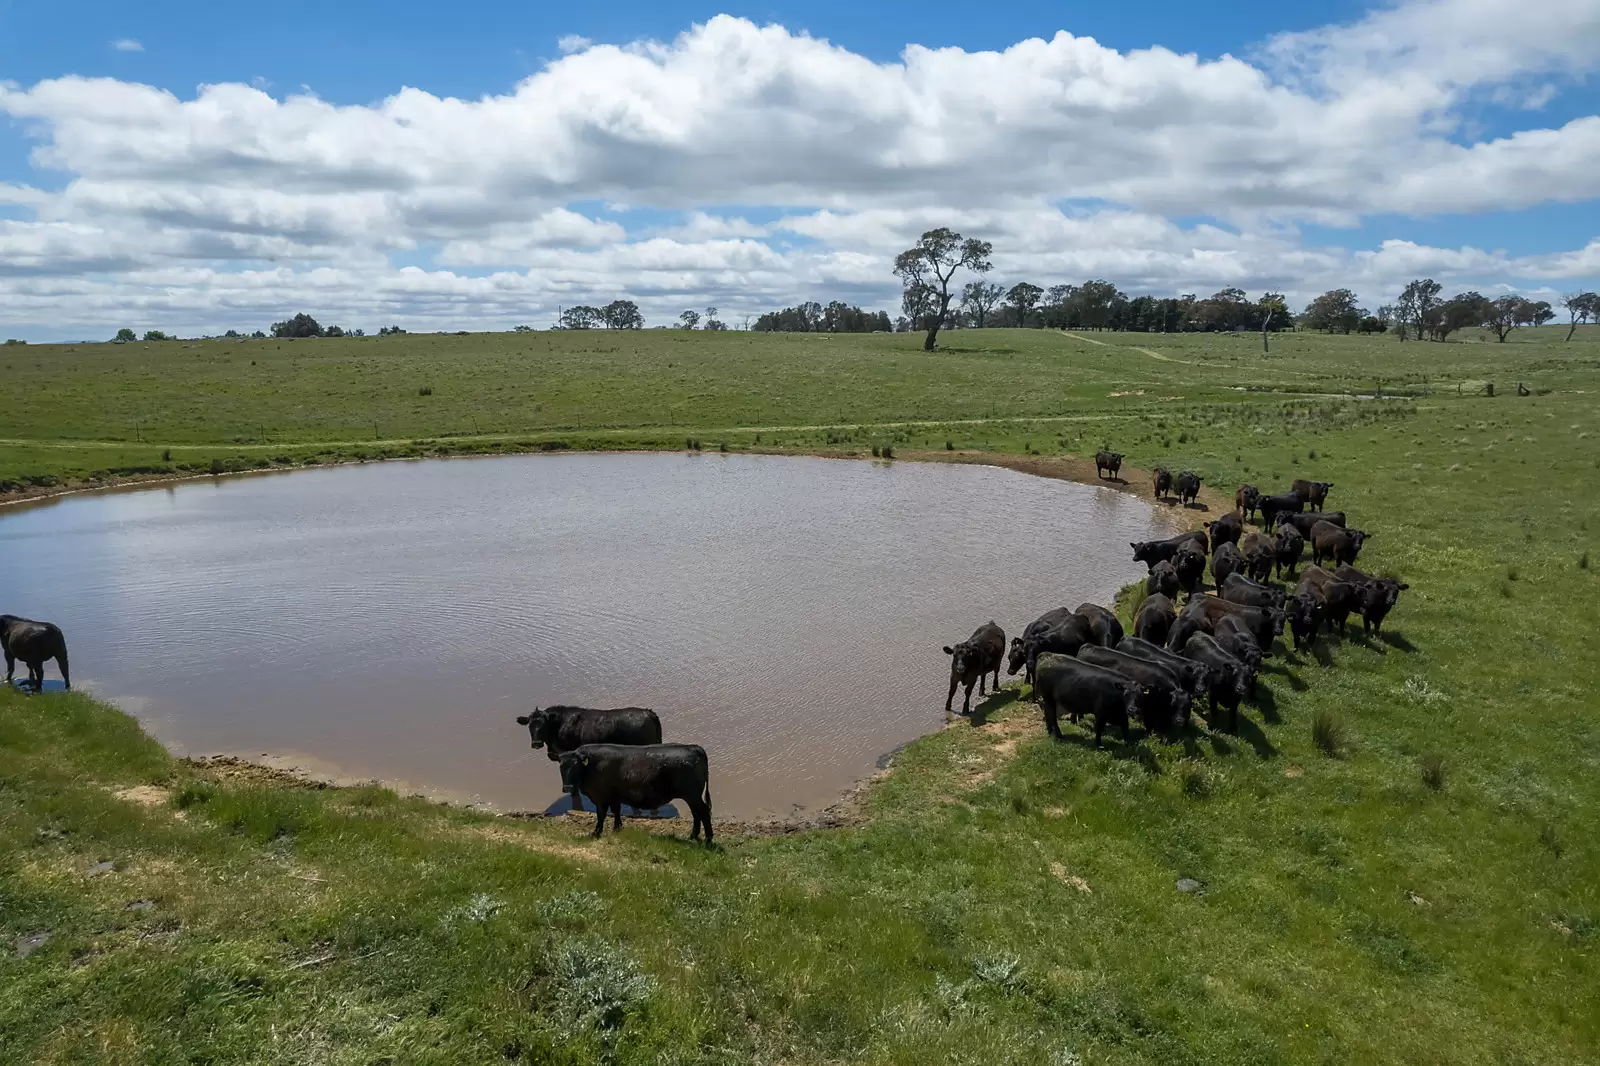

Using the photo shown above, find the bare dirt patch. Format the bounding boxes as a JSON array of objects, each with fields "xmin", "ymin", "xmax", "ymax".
[{"xmin": 113, "ymin": 785, "xmax": 171, "ymax": 808}]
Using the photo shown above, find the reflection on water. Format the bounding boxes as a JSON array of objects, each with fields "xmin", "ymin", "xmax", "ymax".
[{"xmin": 0, "ymin": 453, "xmax": 1171, "ymax": 817}]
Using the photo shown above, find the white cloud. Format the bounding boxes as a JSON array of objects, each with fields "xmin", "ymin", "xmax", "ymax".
[
  {"xmin": 0, "ymin": 3, "xmax": 1595, "ymax": 336},
  {"xmin": 111, "ymin": 39, "xmax": 143, "ymax": 53},
  {"xmin": 557, "ymin": 34, "xmax": 593, "ymax": 55}
]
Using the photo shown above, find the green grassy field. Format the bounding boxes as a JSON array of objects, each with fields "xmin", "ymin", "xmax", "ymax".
[{"xmin": 2, "ymin": 326, "xmax": 1598, "ymax": 1064}]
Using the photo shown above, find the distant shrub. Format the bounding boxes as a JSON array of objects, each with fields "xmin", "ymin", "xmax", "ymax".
[
  {"xmin": 418, "ymin": 386, "xmax": 433, "ymax": 396},
  {"xmin": 1308, "ymin": 449, "xmax": 1318, "ymax": 460},
  {"xmin": 872, "ymin": 445, "xmax": 881, "ymax": 457},
  {"xmin": 882, "ymin": 444, "xmax": 894, "ymax": 459},
  {"xmin": 718, "ymin": 442, "xmax": 727, "ymax": 453},
  {"xmin": 945, "ymin": 440, "xmax": 954, "ymax": 450},
  {"xmin": 208, "ymin": 458, "xmax": 224, "ymax": 475},
  {"xmin": 1580, "ymin": 552, "xmax": 1589, "ymax": 570},
  {"xmin": 161, "ymin": 449, "xmax": 172, "ymax": 462},
  {"xmin": 1312, "ymin": 709, "xmax": 1345, "ymax": 757}
]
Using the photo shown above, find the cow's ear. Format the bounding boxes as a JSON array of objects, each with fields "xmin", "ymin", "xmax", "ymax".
[
  {"xmin": 515, "ymin": 715, "xmax": 529, "ymax": 726},
  {"xmin": 942, "ymin": 646, "xmax": 954, "ymax": 655}
]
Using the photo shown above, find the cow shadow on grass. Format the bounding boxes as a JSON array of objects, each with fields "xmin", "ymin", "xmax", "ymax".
[
  {"xmin": 1309, "ymin": 641, "xmax": 1338, "ymax": 669},
  {"xmin": 1251, "ymin": 686, "xmax": 1282, "ymax": 725},
  {"xmin": 1380, "ymin": 630, "xmax": 1418, "ymax": 654},
  {"xmin": 1052, "ymin": 727, "xmax": 1164, "ymax": 773},
  {"xmin": 964, "ymin": 687, "xmax": 1020, "ymax": 727},
  {"xmin": 1194, "ymin": 713, "xmax": 1276, "ymax": 759},
  {"xmin": 541, "ymin": 793, "xmax": 680, "ymax": 820}
]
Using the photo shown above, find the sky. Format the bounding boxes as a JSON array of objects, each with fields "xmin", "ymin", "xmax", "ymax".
[{"xmin": 0, "ymin": 0, "xmax": 1597, "ymax": 340}]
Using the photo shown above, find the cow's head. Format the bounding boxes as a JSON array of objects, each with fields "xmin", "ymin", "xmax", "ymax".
[
  {"xmin": 514, "ymin": 707, "xmax": 559, "ymax": 755},
  {"xmin": 1110, "ymin": 452, "xmax": 1123, "ymax": 464},
  {"xmin": 1275, "ymin": 527, "xmax": 1301, "ymax": 551},
  {"xmin": 1006, "ymin": 636, "xmax": 1030, "ymax": 676},
  {"xmin": 1348, "ymin": 530, "xmax": 1371, "ymax": 554},
  {"xmin": 1287, "ymin": 594, "xmax": 1319, "ymax": 647},
  {"xmin": 944, "ymin": 640, "xmax": 982, "ymax": 679},
  {"xmin": 1131, "ymin": 541, "xmax": 1157, "ymax": 567},
  {"xmin": 557, "ymin": 750, "xmax": 589, "ymax": 795}
]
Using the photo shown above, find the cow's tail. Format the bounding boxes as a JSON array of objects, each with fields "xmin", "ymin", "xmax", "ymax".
[{"xmin": 50, "ymin": 625, "xmax": 69, "ymax": 690}]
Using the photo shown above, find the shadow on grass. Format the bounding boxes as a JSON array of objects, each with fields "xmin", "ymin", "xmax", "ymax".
[
  {"xmin": 1311, "ymin": 641, "xmax": 1337, "ymax": 668},
  {"xmin": 1051, "ymin": 725, "xmax": 1164, "ymax": 771},
  {"xmin": 1252, "ymin": 685, "xmax": 1282, "ymax": 724},
  {"xmin": 966, "ymin": 687, "xmax": 1019, "ymax": 727},
  {"xmin": 1236, "ymin": 714, "xmax": 1279, "ymax": 759},
  {"xmin": 1380, "ymin": 630, "xmax": 1418, "ymax": 653}
]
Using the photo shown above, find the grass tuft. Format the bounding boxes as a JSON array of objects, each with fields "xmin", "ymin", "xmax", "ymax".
[
  {"xmin": 1420, "ymin": 752, "xmax": 1446, "ymax": 791},
  {"xmin": 1312, "ymin": 709, "xmax": 1346, "ymax": 758}
]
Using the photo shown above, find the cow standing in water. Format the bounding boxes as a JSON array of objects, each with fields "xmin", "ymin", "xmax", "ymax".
[
  {"xmin": 1, "ymin": 615, "xmax": 70, "ymax": 692},
  {"xmin": 944, "ymin": 622, "xmax": 1005, "ymax": 715},
  {"xmin": 514, "ymin": 706, "xmax": 662, "ymax": 761}
]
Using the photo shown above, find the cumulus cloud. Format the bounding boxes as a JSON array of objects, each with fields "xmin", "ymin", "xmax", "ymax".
[
  {"xmin": 111, "ymin": 39, "xmax": 143, "ymax": 53},
  {"xmin": 0, "ymin": 2, "xmax": 1596, "ymax": 336},
  {"xmin": 557, "ymin": 34, "xmax": 593, "ymax": 54}
]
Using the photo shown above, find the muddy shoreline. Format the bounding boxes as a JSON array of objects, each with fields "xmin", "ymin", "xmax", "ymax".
[{"xmin": 6, "ymin": 445, "xmax": 1218, "ymax": 832}]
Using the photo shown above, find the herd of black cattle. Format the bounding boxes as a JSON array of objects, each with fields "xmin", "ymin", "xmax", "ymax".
[
  {"xmin": 942, "ymin": 461, "xmax": 1409, "ymax": 747},
  {"xmin": 3, "ymin": 463, "xmax": 1407, "ymax": 849}
]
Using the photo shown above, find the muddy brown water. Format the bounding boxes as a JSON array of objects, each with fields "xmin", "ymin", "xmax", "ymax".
[{"xmin": 0, "ymin": 453, "xmax": 1177, "ymax": 819}]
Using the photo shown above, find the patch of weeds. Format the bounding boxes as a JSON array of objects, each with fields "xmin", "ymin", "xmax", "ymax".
[
  {"xmin": 872, "ymin": 445, "xmax": 881, "ymax": 458},
  {"xmin": 539, "ymin": 936, "xmax": 654, "ymax": 1037},
  {"xmin": 1400, "ymin": 677, "xmax": 1446, "ymax": 705},
  {"xmin": 1178, "ymin": 759, "xmax": 1210, "ymax": 798},
  {"xmin": 448, "ymin": 893, "xmax": 504, "ymax": 924},
  {"xmin": 1420, "ymin": 752, "xmax": 1446, "ymax": 791},
  {"xmin": 536, "ymin": 890, "xmax": 605, "ymax": 926},
  {"xmin": 1312, "ymin": 709, "xmax": 1346, "ymax": 758},
  {"xmin": 945, "ymin": 440, "xmax": 954, "ymax": 450},
  {"xmin": 1580, "ymin": 552, "xmax": 1590, "ymax": 570},
  {"xmin": 174, "ymin": 783, "xmax": 215, "ymax": 809},
  {"xmin": 161, "ymin": 449, "xmax": 172, "ymax": 462},
  {"xmin": 972, "ymin": 954, "xmax": 1025, "ymax": 993},
  {"xmin": 418, "ymin": 386, "xmax": 433, "ymax": 396},
  {"xmin": 882, "ymin": 444, "xmax": 894, "ymax": 459}
]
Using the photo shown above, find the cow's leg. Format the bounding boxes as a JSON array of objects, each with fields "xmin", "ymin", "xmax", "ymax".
[
  {"xmin": 977, "ymin": 672, "xmax": 987, "ymax": 697},
  {"xmin": 592, "ymin": 802, "xmax": 607, "ymax": 838},
  {"xmin": 3, "ymin": 650, "xmax": 13, "ymax": 685},
  {"xmin": 962, "ymin": 680, "xmax": 975, "ymax": 715},
  {"xmin": 612, "ymin": 801, "xmax": 623, "ymax": 831},
  {"xmin": 944, "ymin": 673, "xmax": 958, "ymax": 714},
  {"xmin": 992, "ymin": 665, "xmax": 1001, "ymax": 693}
]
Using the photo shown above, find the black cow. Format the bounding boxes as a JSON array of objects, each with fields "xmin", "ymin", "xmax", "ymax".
[
  {"xmin": 1095, "ymin": 451, "xmax": 1124, "ymax": 480},
  {"xmin": 1212, "ymin": 616, "xmax": 1262, "ymax": 695},
  {"xmin": 557, "ymin": 744, "xmax": 712, "ymax": 845},
  {"xmin": 1235, "ymin": 484, "xmax": 1261, "ymax": 521},
  {"xmin": 1173, "ymin": 546, "xmax": 1206, "ymax": 599},
  {"xmin": 515, "ymin": 706, "xmax": 662, "ymax": 761},
  {"xmin": 1074, "ymin": 603, "xmax": 1123, "ymax": 648},
  {"xmin": 1276, "ymin": 511, "xmax": 1346, "ymax": 539},
  {"xmin": 1238, "ymin": 531, "xmax": 1275, "ymax": 583},
  {"xmin": 1, "ymin": 615, "xmax": 70, "ymax": 692},
  {"xmin": 1032, "ymin": 653, "xmax": 1144, "ymax": 745},
  {"xmin": 1010, "ymin": 613, "xmax": 1096, "ymax": 687},
  {"xmin": 1116, "ymin": 635, "xmax": 1213, "ymax": 699},
  {"xmin": 1182, "ymin": 594, "xmax": 1284, "ymax": 651},
  {"xmin": 1133, "ymin": 593, "xmax": 1176, "ymax": 646},
  {"xmin": 1274, "ymin": 525, "xmax": 1304, "ymax": 579},
  {"xmin": 1256, "ymin": 493, "xmax": 1305, "ymax": 528},
  {"xmin": 1007, "ymin": 607, "xmax": 1074, "ymax": 682},
  {"xmin": 1218, "ymin": 573, "xmax": 1287, "ymax": 612},
  {"xmin": 1145, "ymin": 560, "xmax": 1180, "ymax": 599},
  {"xmin": 1152, "ymin": 467, "xmax": 1173, "ymax": 502},
  {"xmin": 1334, "ymin": 565, "xmax": 1410, "ymax": 634},
  {"xmin": 1131, "ymin": 529, "xmax": 1208, "ymax": 570},
  {"xmin": 1077, "ymin": 646, "xmax": 1190, "ymax": 735},
  {"xmin": 944, "ymin": 622, "xmax": 1006, "ymax": 715},
  {"xmin": 1175, "ymin": 471, "xmax": 1202, "ymax": 507},
  {"xmin": 1311, "ymin": 521, "xmax": 1370, "ymax": 568},
  {"xmin": 1211, "ymin": 541, "xmax": 1244, "ymax": 589},
  {"xmin": 1205, "ymin": 511, "xmax": 1243, "ymax": 549},
  {"xmin": 1291, "ymin": 479, "xmax": 1334, "ymax": 512},
  {"xmin": 1285, "ymin": 592, "xmax": 1320, "ymax": 651},
  {"xmin": 1179, "ymin": 633, "xmax": 1250, "ymax": 733},
  {"xmin": 1297, "ymin": 566, "xmax": 1360, "ymax": 635}
]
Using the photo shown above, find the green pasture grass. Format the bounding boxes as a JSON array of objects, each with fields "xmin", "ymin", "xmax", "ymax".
[{"xmin": 1, "ymin": 325, "xmax": 1598, "ymax": 1063}]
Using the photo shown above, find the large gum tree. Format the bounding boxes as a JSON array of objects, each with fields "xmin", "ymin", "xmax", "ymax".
[{"xmin": 893, "ymin": 228, "xmax": 993, "ymax": 351}]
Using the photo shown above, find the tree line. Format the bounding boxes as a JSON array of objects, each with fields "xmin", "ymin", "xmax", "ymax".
[
  {"xmin": 751, "ymin": 302, "xmax": 893, "ymax": 333},
  {"xmin": 887, "ymin": 227, "xmax": 1598, "ymax": 350}
]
